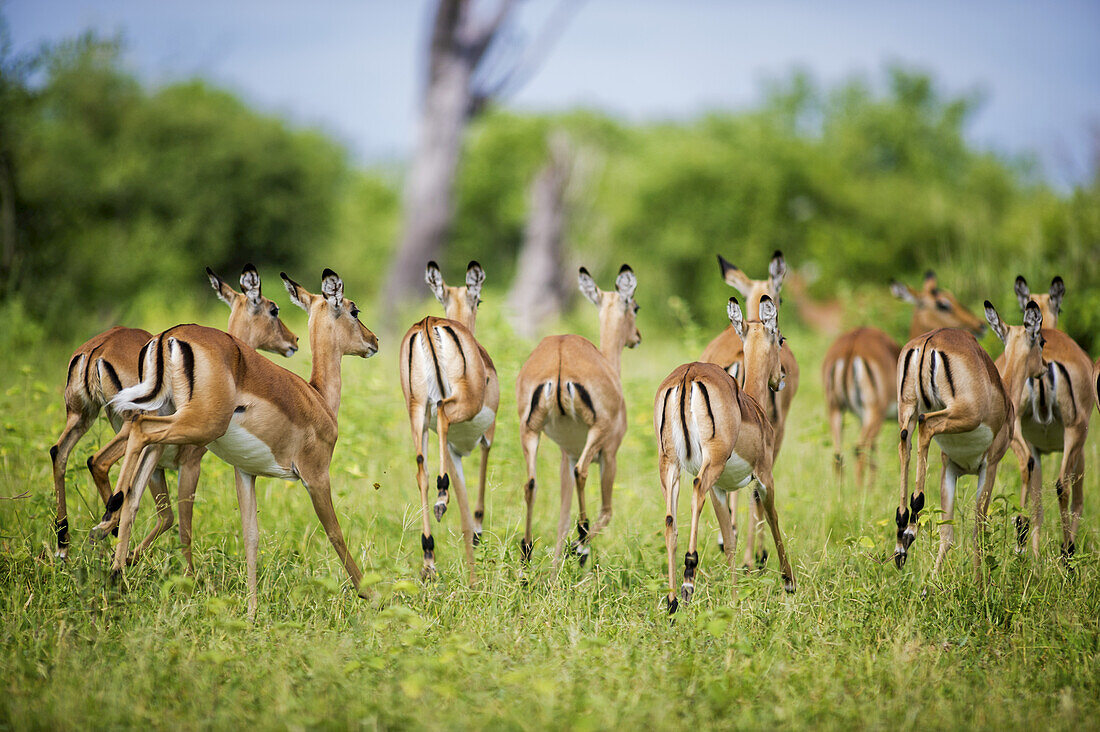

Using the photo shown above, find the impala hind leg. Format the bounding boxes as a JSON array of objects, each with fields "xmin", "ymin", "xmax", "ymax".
[
  {"xmin": 659, "ymin": 453, "xmax": 681, "ymax": 613},
  {"xmin": 828, "ymin": 403, "xmax": 844, "ymax": 482},
  {"xmin": 894, "ymin": 408, "xmax": 918, "ymax": 568},
  {"xmin": 973, "ymin": 459, "xmax": 1000, "ymax": 582},
  {"xmin": 434, "ymin": 402, "xmax": 451, "ymax": 521},
  {"xmin": 472, "ymin": 435, "xmax": 492, "ymax": 546},
  {"xmin": 1056, "ymin": 426, "xmax": 1087, "ymax": 558},
  {"xmin": 410, "ymin": 409, "xmax": 436, "ymax": 580},
  {"xmin": 110, "ymin": 444, "xmax": 165, "ymax": 575},
  {"xmin": 933, "ymin": 457, "xmax": 959, "ymax": 574},
  {"xmin": 446, "ymin": 446, "xmax": 477, "ymax": 584},
  {"xmin": 50, "ymin": 407, "xmax": 97, "ymax": 556},
  {"xmin": 716, "ymin": 488, "xmax": 737, "ymax": 555},
  {"xmin": 519, "ymin": 426, "xmax": 541, "ymax": 566},
  {"xmin": 856, "ymin": 407, "xmax": 885, "ymax": 490},
  {"xmin": 88, "ymin": 426, "xmax": 129, "ymax": 507},
  {"xmin": 681, "ymin": 460, "xmax": 724, "ymax": 604},
  {"xmin": 569, "ymin": 426, "xmax": 610, "ymax": 565},
  {"xmin": 1009, "ymin": 437, "xmax": 1039, "ymax": 555},
  {"xmin": 128, "ymin": 468, "xmax": 174, "ymax": 564}
]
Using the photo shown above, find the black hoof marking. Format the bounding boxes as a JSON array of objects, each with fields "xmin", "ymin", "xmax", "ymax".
[
  {"xmin": 900, "ymin": 428, "xmax": 908, "ymax": 442},
  {"xmin": 1062, "ymin": 541, "xmax": 1076, "ymax": 558},
  {"xmin": 437, "ymin": 474, "xmax": 450, "ymax": 492},
  {"xmin": 782, "ymin": 574, "xmax": 795, "ymax": 593},
  {"xmin": 416, "ymin": 454, "xmax": 424, "ymax": 465},
  {"xmin": 665, "ymin": 515, "xmax": 674, "ymax": 528},
  {"xmin": 111, "ymin": 526, "xmax": 119, "ymax": 538},
  {"xmin": 1014, "ymin": 516, "xmax": 1030, "ymax": 546},
  {"xmin": 578, "ymin": 551, "xmax": 589, "ymax": 567},
  {"xmin": 666, "ymin": 596, "xmax": 679, "ymax": 615},
  {"xmin": 109, "ymin": 568, "xmax": 122, "ymax": 585},
  {"xmin": 474, "ymin": 510, "xmax": 484, "ymax": 521},
  {"xmin": 683, "ymin": 550, "xmax": 699, "ymax": 584},
  {"xmin": 49, "ymin": 445, "xmax": 58, "ymax": 462},
  {"xmin": 918, "ymin": 414, "xmax": 926, "ymax": 424},
  {"xmin": 520, "ymin": 538, "xmax": 533, "ymax": 563},
  {"xmin": 56, "ymin": 518, "xmax": 70, "ymax": 549},
  {"xmin": 755, "ymin": 549, "xmax": 768, "ymax": 570},
  {"xmin": 1026, "ymin": 456, "xmax": 1035, "ymax": 472},
  {"xmin": 576, "ymin": 519, "xmax": 590, "ymax": 543},
  {"xmin": 106, "ymin": 491, "xmax": 124, "ymax": 513},
  {"xmin": 472, "ymin": 531, "xmax": 482, "ymax": 547},
  {"xmin": 894, "ymin": 550, "xmax": 907, "ymax": 570}
]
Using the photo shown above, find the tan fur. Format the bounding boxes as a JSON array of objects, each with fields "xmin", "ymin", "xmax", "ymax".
[
  {"xmin": 700, "ymin": 251, "xmax": 799, "ymax": 566},
  {"xmin": 822, "ymin": 327, "xmax": 902, "ymax": 488},
  {"xmin": 515, "ymin": 265, "xmax": 640, "ymax": 568},
  {"xmin": 655, "ymin": 295, "xmax": 794, "ymax": 611},
  {"xmin": 893, "ymin": 304, "xmax": 1038, "ymax": 578},
  {"xmin": 890, "ymin": 271, "xmax": 986, "ymax": 339},
  {"xmin": 996, "ymin": 326, "xmax": 1093, "ymax": 556},
  {"xmin": 50, "ymin": 267, "xmax": 297, "ymax": 564},
  {"xmin": 398, "ymin": 261, "xmax": 498, "ymax": 582},
  {"xmin": 94, "ymin": 270, "xmax": 377, "ymax": 619}
]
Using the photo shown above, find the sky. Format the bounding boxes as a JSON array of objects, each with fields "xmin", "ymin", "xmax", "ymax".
[{"xmin": 7, "ymin": 0, "xmax": 1100, "ymax": 186}]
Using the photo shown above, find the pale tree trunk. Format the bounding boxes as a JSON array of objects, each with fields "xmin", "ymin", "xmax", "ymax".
[
  {"xmin": 508, "ymin": 133, "xmax": 575, "ymax": 338},
  {"xmin": 382, "ymin": 0, "xmax": 579, "ymax": 316}
]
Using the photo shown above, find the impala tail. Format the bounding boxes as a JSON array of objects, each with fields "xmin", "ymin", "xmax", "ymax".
[{"xmin": 110, "ymin": 335, "xmax": 174, "ymax": 413}]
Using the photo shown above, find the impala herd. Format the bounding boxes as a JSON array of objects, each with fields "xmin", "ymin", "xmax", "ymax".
[{"xmin": 46, "ymin": 255, "xmax": 1097, "ymax": 617}]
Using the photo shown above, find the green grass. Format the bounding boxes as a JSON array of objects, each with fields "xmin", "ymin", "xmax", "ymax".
[{"xmin": 2, "ymin": 300, "xmax": 1098, "ymax": 730}]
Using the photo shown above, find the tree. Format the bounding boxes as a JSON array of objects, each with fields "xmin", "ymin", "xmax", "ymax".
[{"xmin": 383, "ymin": 0, "xmax": 579, "ymax": 314}]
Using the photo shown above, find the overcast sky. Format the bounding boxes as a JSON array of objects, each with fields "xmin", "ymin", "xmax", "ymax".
[{"xmin": 8, "ymin": 0, "xmax": 1099, "ymax": 185}]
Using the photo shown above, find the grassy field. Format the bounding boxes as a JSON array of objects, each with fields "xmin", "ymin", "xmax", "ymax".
[{"xmin": 1, "ymin": 297, "xmax": 1098, "ymax": 730}]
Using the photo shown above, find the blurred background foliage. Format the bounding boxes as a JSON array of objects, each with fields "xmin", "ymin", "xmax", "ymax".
[{"xmin": 1, "ymin": 27, "xmax": 1098, "ymax": 351}]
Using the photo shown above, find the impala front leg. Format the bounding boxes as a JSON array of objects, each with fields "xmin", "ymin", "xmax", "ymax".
[
  {"xmin": 659, "ymin": 453, "xmax": 680, "ymax": 613},
  {"xmin": 473, "ymin": 437, "xmax": 491, "ymax": 546},
  {"xmin": 682, "ymin": 461, "xmax": 722, "ymax": 604},
  {"xmin": 519, "ymin": 426, "xmax": 540, "ymax": 567},
  {"xmin": 434, "ymin": 401, "xmax": 451, "ymax": 521},
  {"xmin": 50, "ymin": 408, "xmax": 97, "ymax": 557},
  {"xmin": 894, "ymin": 410, "xmax": 917, "ymax": 568}
]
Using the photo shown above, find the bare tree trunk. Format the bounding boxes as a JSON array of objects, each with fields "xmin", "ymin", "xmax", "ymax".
[
  {"xmin": 508, "ymin": 133, "xmax": 575, "ymax": 338},
  {"xmin": 0, "ymin": 151, "xmax": 17, "ymax": 297},
  {"xmin": 385, "ymin": 61, "xmax": 472, "ymax": 310}
]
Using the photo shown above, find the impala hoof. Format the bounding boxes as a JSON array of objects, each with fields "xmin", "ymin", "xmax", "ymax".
[
  {"xmin": 89, "ymin": 523, "xmax": 110, "ymax": 541},
  {"xmin": 782, "ymin": 575, "xmax": 795, "ymax": 594},
  {"xmin": 894, "ymin": 549, "xmax": 908, "ymax": 570},
  {"xmin": 472, "ymin": 530, "xmax": 482, "ymax": 547},
  {"xmin": 433, "ymin": 501, "xmax": 447, "ymax": 522},
  {"xmin": 576, "ymin": 544, "xmax": 590, "ymax": 566},
  {"xmin": 420, "ymin": 565, "xmax": 437, "ymax": 582},
  {"xmin": 666, "ymin": 595, "xmax": 679, "ymax": 615},
  {"xmin": 680, "ymin": 581, "xmax": 694, "ymax": 604}
]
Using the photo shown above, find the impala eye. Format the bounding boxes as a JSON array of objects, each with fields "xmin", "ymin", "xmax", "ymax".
[
  {"xmin": 633, "ymin": 303, "xmax": 640, "ymax": 314},
  {"xmin": 935, "ymin": 300, "xmax": 953, "ymax": 312},
  {"xmin": 350, "ymin": 305, "xmax": 360, "ymax": 319},
  {"xmin": 270, "ymin": 305, "xmax": 279, "ymax": 317}
]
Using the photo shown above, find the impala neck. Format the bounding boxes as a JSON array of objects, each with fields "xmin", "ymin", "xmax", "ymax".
[
  {"xmin": 598, "ymin": 320, "xmax": 626, "ymax": 376},
  {"xmin": 742, "ymin": 357, "xmax": 771, "ymax": 407},
  {"xmin": 308, "ymin": 326, "xmax": 343, "ymax": 418},
  {"xmin": 998, "ymin": 357, "xmax": 1035, "ymax": 418}
]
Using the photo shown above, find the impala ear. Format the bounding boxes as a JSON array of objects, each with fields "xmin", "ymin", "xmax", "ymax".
[
  {"xmin": 984, "ymin": 300, "xmax": 1008, "ymax": 343},
  {"xmin": 281, "ymin": 272, "xmax": 311, "ymax": 311},
  {"xmin": 207, "ymin": 267, "xmax": 237, "ymax": 307},
  {"xmin": 1023, "ymin": 300, "xmax": 1043, "ymax": 344},
  {"xmin": 923, "ymin": 270, "xmax": 938, "ymax": 292},
  {"xmin": 1048, "ymin": 276, "xmax": 1065, "ymax": 315},
  {"xmin": 717, "ymin": 254, "xmax": 752, "ymax": 295},
  {"xmin": 759, "ymin": 294, "xmax": 780, "ymax": 339},
  {"xmin": 890, "ymin": 280, "xmax": 918, "ymax": 305},
  {"xmin": 615, "ymin": 264, "xmax": 637, "ymax": 303},
  {"xmin": 465, "ymin": 260, "xmax": 485, "ymax": 304},
  {"xmin": 240, "ymin": 263, "xmax": 262, "ymax": 309},
  {"xmin": 578, "ymin": 267, "xmax": 601, "ymax": 306},
  {"xmin": 425, "ymin": 261, "xmax": 446, "ymax": 305},
  {"xmin": 768, "ymin": 250, "xmax": 787, "ymax": 293},
  {"xmin": 1014, "ymin": 275, "xmax": 1031, "ymax": 313},
  {"xmin": 727, "ymin": 297, "xmax": 745, "ymax": 341},
  {"xmin": 321, "ymin": 268, "xmax": 344, "ymax": 310}
]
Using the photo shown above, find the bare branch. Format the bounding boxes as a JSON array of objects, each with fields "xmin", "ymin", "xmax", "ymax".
[
  {"xmin": 462, "ymin": 0, "xmax": 519, "ymax": 66},
  {"xmin": 427, "ymin": 0, "xmax": 467, "ymax": 86}
]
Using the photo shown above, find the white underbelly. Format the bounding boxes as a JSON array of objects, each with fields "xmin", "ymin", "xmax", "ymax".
[
  {"xmin": 1021, "ymin": 419, "xmax": 1064, "ymax": 454},
  {"xmin": 544, "ymin": 413, "xmax": 590, "ymax": 460},
  {"xmin": 429, "ymin": 405, "xmax": 495, "ymax": 457},
  {"xmin": 207, "ymin": 421, "xmax": 298, "ymax": 480},
  {"xmin": 934, "ymin": 425, "xmax": 993, "ymax": 473},
  {"xmin": 715, "ymin": 449, "xmax": 754, "ymax": 491}
]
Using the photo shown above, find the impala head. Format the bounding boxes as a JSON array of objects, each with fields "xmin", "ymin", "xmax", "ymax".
[
  {"xmin": 281, "ymin": 269, "xmax": 379, "ymax": 358},
  {"xmin": 986, "ymin": 299, "xmax": 1046, "ymax": 381},
  {"xmin": 207, "ymin": 264, "xmax": 299, "ymax": 357},
  {"xmin": 1014, "ymin": 275, "xmax": 1063, "ymax": 329},
  {"xmin": 890, "ymin": 270, "xmax": 985, "ymax": 337},
  {"xmin": 425, "ymin": 260, "xmax": 485, "ymax": 333},
  {"xmin": 578, "ymin": 264, "xmax": 641, "ymax": 351},
  {"xmin": 728, "ymin": 294, "xmax": 785, "ymax": 392},
  {"xmin": 717, "ymin": 250, "xmax": 786, "ymax": 321}
]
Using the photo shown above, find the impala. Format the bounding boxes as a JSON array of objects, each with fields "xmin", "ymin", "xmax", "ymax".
[
  {"xmin": 656, "ymin": 295, "xmax": 795, "ymax": 613},
  {"xmin": 700, "ymin": 251, "xmax": 799, "ymax": 568},
  {"xmin": 516, "ymin": 265, "xmax": 640, "ymax": 568},
  {"xmin": 893, "ymin": 301, "xmax": 1042, "ymax": 577},
  {"xmin": 398, "ymin": 261, "xmax": 498, "ymax": 581},
  {"xmin": 95, "ymin": 269, "xmax": 377, "ymax": 618},
  {"xmin": 825, "ymin": 273, "xmax": 985, "ymax": 488},
  {"xmin": 1014, "ymin": 275, "xmax": 1064, "ymax": 329},
  {"xmin": 50, "ymin": 265, "xmax": 297, "ymax": 564},
  {"xmin": 999, "ymin": 275, "xmax": 1091, "ymax": 557}
]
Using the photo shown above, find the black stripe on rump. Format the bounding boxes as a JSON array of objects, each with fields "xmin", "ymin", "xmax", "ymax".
[
  {"xmin": 679, "ymin": 377, "xmax": 691, "ymax": 461},
  {"xmin": 424, "ymin": 325, "xmax": 446, "ymax": 399},
  {"xmin": 137, "ymin": 340, "xmax": 151, "ymax": 382},
  {"xmin": 573, "ymin": 382, "xmax": 597, "ymax": 421},
  {"xmin": 900, "ymin": 348, "xmax": 915, "ymax": 396},
  {"xmin": 917, "ymin": 344, "xmax": 931, "ymax": 408},
  {"xmin": 659, "ymin": 387, "xmax": 671, "ymax": 441},
  {"xmin": 84, "ymin": 343, "xmax": 105, "ymax": 398},
  {"xmin": 100, "ymin": 359, "xmax": 123, "ymax": 394},
  {"xmin": 177, "ymin": 340, "xmax": 196, "ymax": 403},
  {"xmin": 697, "ymin": 381, "xmax": 714, "ymax": 438},
  {"xmin": 939, "ymin": 352, "xmax": 955, "ymax": 397},
  {"xmin": 526, "ymin": 383, "xmax": 542, "ymax": 427},
  {"xmin": 407, "ymin": 332, "xmax": 417, "ymax": 385},
  {"xmin": 129, "ymin": 337, "xmax": 165, "ymax": 407},
  {"xmin": 441, "ymin": 325, "xmax": 466, "ymax": 375},
  {"xmin": 66, "ymin": 354, "xmax": 81, "ymax": 387},
  {"xmin": 1055, "ymin": 362, "xmax": 1074, "ymax": 421}
]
